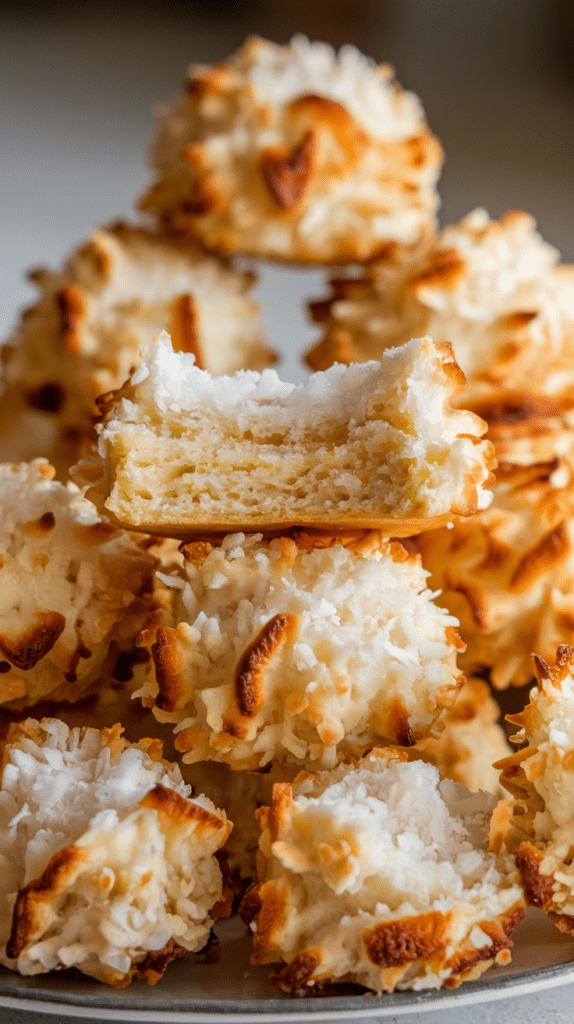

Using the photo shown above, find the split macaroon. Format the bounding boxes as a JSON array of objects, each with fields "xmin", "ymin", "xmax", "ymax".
[
  {"xmin": 0, "ymin": 223, "xmax": 271, "ymax": 476},
  {"xmin": 497, "ymin": 645, "xmax": 574, "ymax": 931},
  {"xmin": 139, "ymin": 35, "xmax": 443, "ymax": 264},
  {"xmin": 240, "ymin": 748, "xmax": 524, "ymax": 994},
  {"xmin": 134, "ymin": 529, "xmax": 465, "ymax": 770},
  {"xmin": 0, "ymin": 460, "xmax": 157, "ymax": 708},
  {"xmin": 0, "ymin": 718, "xmax": 232, "ymax": 985},
  {"xmin": 75, "ymin": 332, "xmax": 495, "ymax": 538}
]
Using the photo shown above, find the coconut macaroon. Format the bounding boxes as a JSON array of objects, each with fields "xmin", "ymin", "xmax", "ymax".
[
  {"xmin": 75, "ymin": 332, "xmax": 495, "ymax": 538},
  {"xmin": 413, "ymin": 678, "xmax": 510, "ymax": 798},
  {"xmin": 139, "ymin": 35, "xmax": 443, "ymax": 264},
  {"xmin": 306, "ymin": 209, "xmax": 574, "ymax": 411},
  {"xmin": 496, "ymin": 645, "xmax": 574, "ymax": 932},
  {"xmin": 0, "ymin": 223, "xmax": 271, "ymax": 477},
  {"xmin": 418, "ymin": 458, "xmax": 574, "ymax": 690},
  {"xmin": 0, "ymin": 460, "xmax": 158, "ymax": 708},
  {"xmin": 240, "ymin": 749, "xmax": 524, "ymax": 994},
  {"xmin": 0, "ymin": 718, "xmax": 232, "ymax": 986},
  {"xmin": 134, "ymin": 529, "xmax": 465, "ymax": 771}
]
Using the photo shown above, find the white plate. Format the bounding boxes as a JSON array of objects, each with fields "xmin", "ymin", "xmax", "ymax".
[{"xmin": 0, "ymin": 909, "xmax": 573, "ymax": 1022}]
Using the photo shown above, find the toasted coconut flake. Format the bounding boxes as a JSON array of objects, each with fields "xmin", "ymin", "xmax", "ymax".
[
  {"xmin": 240, "ymin": 750, "xmax": 523, "ymax": 993},
  {"xmin": 134, "ymin": 529, "xmax": 465, "ymax": 771},
  {"xmin": 0, "ymin": 718, "xmax": 231, "ymax": 985},
  {"xmin": 139, "ymin": 35, "xmax": 442, "ymax": 263},
  {"xmin": 73, "ymin": 332, "xmax": 494, "ymax": 538}
]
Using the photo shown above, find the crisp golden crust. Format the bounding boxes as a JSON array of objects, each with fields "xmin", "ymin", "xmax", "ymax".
[
  {"xmin": 74, "ymin": 333, "xmax": 495, "ymax": 538},
  {"xmin": 514, "ymin": 842, "xmax": 555, "ymax": 910},
  {"xmin": 139, "ymin": 36, "xmax": 442, "ymax": 263},
  {"xmin": 1, "ymin": 223, "xmax": 270, "ymax": 477},
  {"xmin": 7, "ymin": 845, "xmax": 91, "ymax": 960},
  {"xmin": 135, "ymin": 531, "xmax": 465, "ymax": 771},
  {"xmin": 0, "ymin": 613, "xmax": 66, "ymax": 672},
  {"xmin": 497, "ymin": 647, "xmax": 574, "ymax": 930},
  {"xmin": 419, "ymin": 457, "xmax": 574, "ymax": 689},
  {"xmin": 139, "ymin": 782, "xmax": 229, "ymax": 835},
  {"xmin": 440, "ymin": 904, "xmax": 524, "ymax": 986},
  {"xmin": 241, "ymin": 751, "xmax": 524, "ymax": 993},
  {"xmin": 362, "ymin": 911, "xmax": 448, "ymax": 968},
  {"xmin": 233, "ymin": 614, "xmax": 299, "ymax": 723}
]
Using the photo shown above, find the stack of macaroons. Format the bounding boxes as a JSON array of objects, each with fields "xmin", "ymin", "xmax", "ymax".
[
  {"xmin": 80, "ymin": 329, "xmax": 498, "ymax": 773},
  {"xmin": 76, "ymin": 328, "xmax": 525, "ymax": 991},
  {"xmin": 0, "ymin": 30, "xmax": 550, "ymax": 998}
]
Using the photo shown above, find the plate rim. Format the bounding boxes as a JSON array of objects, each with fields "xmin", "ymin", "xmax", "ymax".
[{"xmin": 1, "ymin": 956, "xmax": 574, "ymax": 1022}]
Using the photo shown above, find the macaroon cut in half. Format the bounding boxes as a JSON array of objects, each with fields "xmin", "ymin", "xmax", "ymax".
[
  {"xmin": 239, "ymin": 748, "xmax": 524, "ymax": 994},
  {"xmin": 134, "ymin": 529, "xmax": 466, "ymax": 771},
  {"xmin": 0, "ymin": 460, "xmax": 158, "ymax": 709},
  {"xmin": 139, "ymin": 35, "xmax": 443, "ymax": 264},
  {"xmin": 0, "ymin": 223, "xmax": 271, "ymax": 478},
  {"xmin": 75, "ymin": 332, "xmax": 495, "ymax": 539},
  {"xmin": 496, "ymin": 645, "xmax": 574, "ymax": 933},
  {"xmin": 0, "ymin": 718, "xmax": 232, "ymax": 986}
]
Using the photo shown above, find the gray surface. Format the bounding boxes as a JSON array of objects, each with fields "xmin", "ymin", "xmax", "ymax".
[{"xmin": 1, "ymin": 4, "xmax": 574, "ymax": 1022}]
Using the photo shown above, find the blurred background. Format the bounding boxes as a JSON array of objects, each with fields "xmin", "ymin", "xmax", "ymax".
[{"xmin": 1, "ymin": 0, "xmax": 573, "ymax": 377}]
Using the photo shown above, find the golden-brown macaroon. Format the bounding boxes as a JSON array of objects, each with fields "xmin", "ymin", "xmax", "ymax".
[
  {"xmin": 0, "ymin": 460, "xmax": 158, "ymax": 708},
  {"xmin": 306, "ymin": 209, "xmax": 574, "ymax": 416},
  {"xmin": 139, "ymin": 35, "xmax": 443, "ymax": 264},
  {"xmin": 134, "ymin": 529, "xmax": 465, "ymax": 771},
  {"xmin": 74, "ymin": 332, "xmax": 495, "ymax": 538},
  {"xmin": 419, "ymin": 458, "xmax": 574, "ymax": 689},
  {"xmin": 240, "ymin": 748, "xmax": 524, "ymax": 994},
  {"xmin": 0, "ymin": 718, "xmax": 232, "ymax": 985},
  {"xmin": 412, "ymin": 677, "xmax": 510, "ymax": 797},
  {"xmin": 1, "ymin": 223, "xmax": 271, "ymax": 477},
  {"xmin": 497, "ymin": 645, "xmax": 574, "ymax": 933}
]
